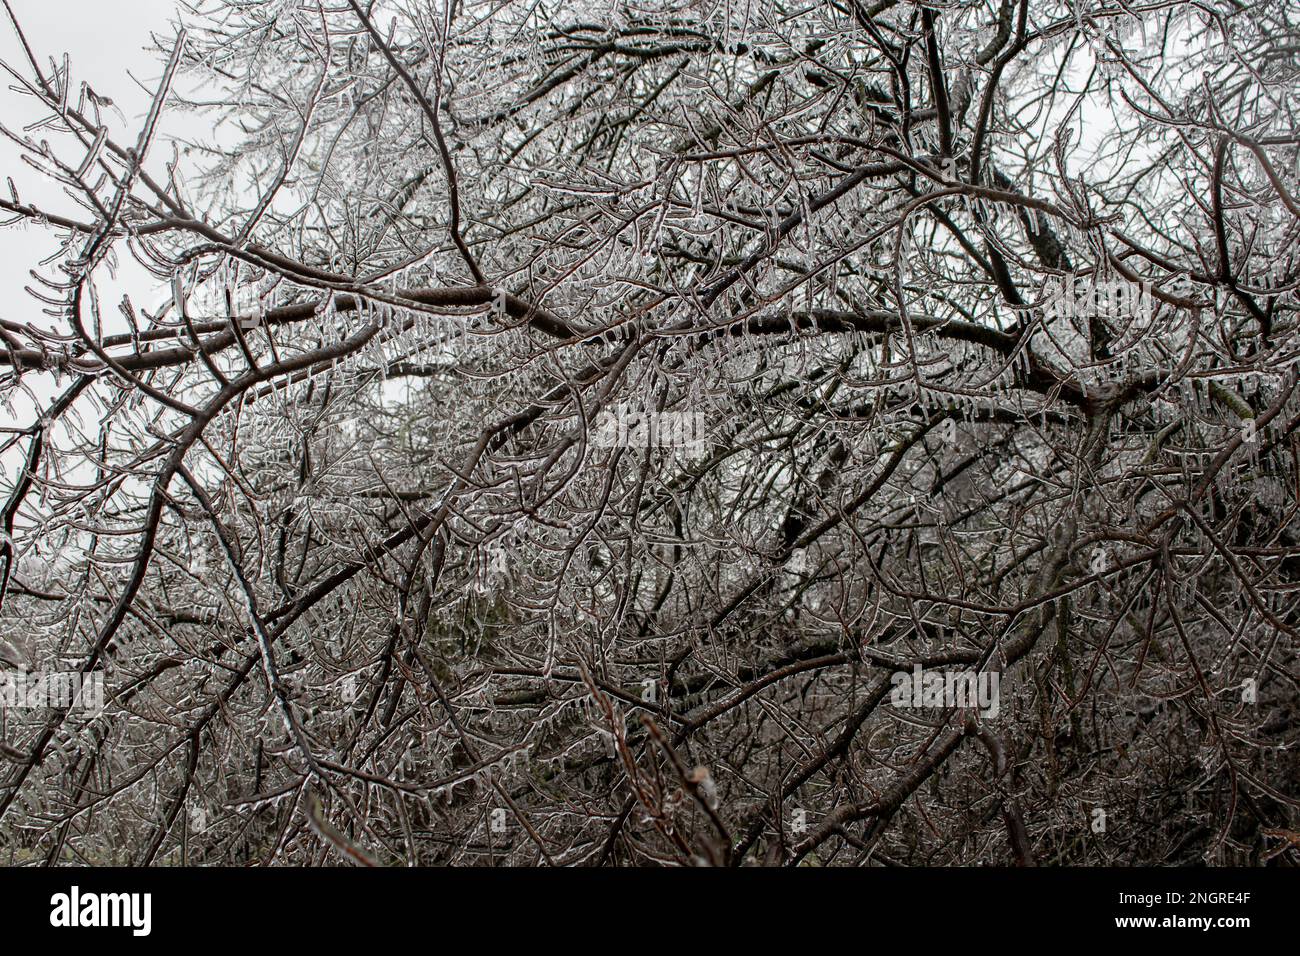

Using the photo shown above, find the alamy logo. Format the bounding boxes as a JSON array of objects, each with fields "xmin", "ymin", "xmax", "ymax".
[
  {"xmin": 1044, "ymin": 273, "xmax": 1152, "ymax": 322},
  {"xmin": 890, "ymin": 664, "xmax": 1000, "ymax": 718},
  {"xmin": 50, "ymin": 886, "xmax": 151, "ymax": 936},
  {"xmin": 1, "ymin": 670, "xmax": 103, "ymax": 714},
  {"xmin": 591, "ymin": 405, "xmax": 705, "ymax": 452}
]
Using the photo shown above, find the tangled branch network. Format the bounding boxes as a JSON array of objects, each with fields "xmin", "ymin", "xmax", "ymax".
[{"xmin": 0, "ymin": 0, "xmax": 1297, "ymax": 866}]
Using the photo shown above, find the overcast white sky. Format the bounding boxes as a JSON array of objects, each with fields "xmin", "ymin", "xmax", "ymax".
[
  {"xmin": 1, "ymin": 0, "xmax": 182, "ymax": 310},
  {"xmin": 0, "ymin": 0, "xmax": 182, "ymax": 435}
]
